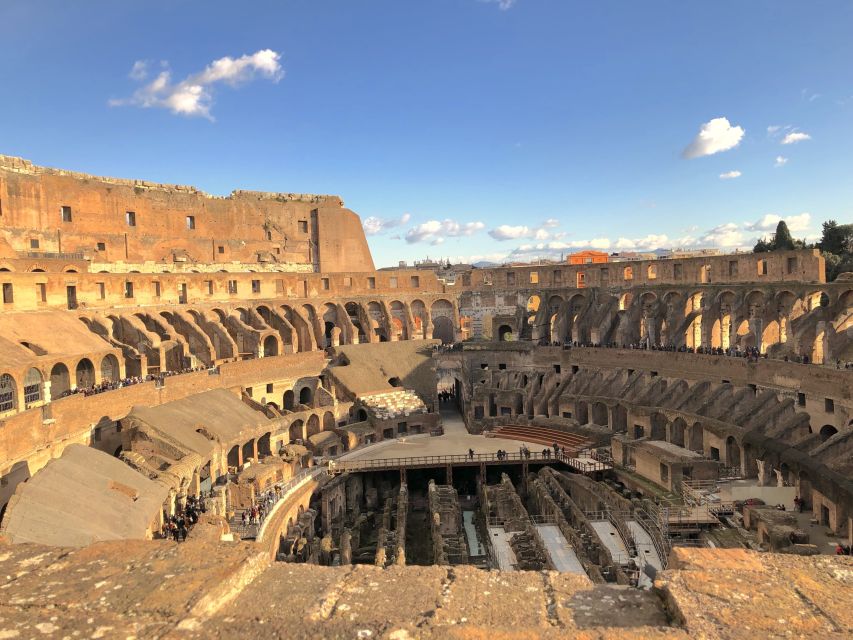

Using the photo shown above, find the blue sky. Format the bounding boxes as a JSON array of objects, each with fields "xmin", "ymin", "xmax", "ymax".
[{"xmin": 1, "ymin": 0, "xmax": 851, "ymax": 267}]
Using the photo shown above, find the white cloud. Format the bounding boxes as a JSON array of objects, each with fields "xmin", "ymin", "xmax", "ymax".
[
  {"xmin": 110, "ymin": 49, "xmax": 283, "ymax": 120},
  {"xmin": 129, "ymin": 60, "xmax": 148, "ymax": 81},
  {"xmin": 719, "ymin": 170, "xmax": 742, "ymax": 180},
  {"xmin": 405, "ymin": 219, "xmax": 485, "ymax": 244},
  {"xmin": 695, "ymin": 222, "xmax": 744, "ymax": 247},
  {"xmin": 362, "ymin": 212, "xmax": 411, "ymax": 236},
  {"xmin": 781, "ymin": 131, "xmax": 811, "ymax": 145},
  {"xmin": 775, "ymin": 155, "xmax": 788, "ymax": 167},
  {"xmin": 767, "ymin": 125, "xmax": 783, "ymax": 135},
  {"xmin": 613, "ymin": 234, "xmax": 670, "ymax": 250},
  {"xmin": 489, "ymin": 225, "xmax": 532, "ymax": 240},
  {"xmin": 745, "ymin": 213, "xmax": 811, "ymax": 234},
  {"xmin": 488, "ymin": 219, "xmax": 560, "ymax": 241},
  {"xmin": 479, "ymin": 0, "xmax": 517, "ymax": 10},
  {"xmin": 682, "ymin": 117, "xmax": 745, "ymax": 159}
]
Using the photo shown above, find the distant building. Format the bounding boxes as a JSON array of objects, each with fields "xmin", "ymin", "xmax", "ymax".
[
  {"xmin": 666, "ymin": 248, "xmax": 723, "ymax": 259},
  {"xmin": 567, "ymin": 250, "xmax": 609, "ymax": 265},
  {"xmin": 609, "ymin": 251, "xmax": 659, "ymax": 262}
]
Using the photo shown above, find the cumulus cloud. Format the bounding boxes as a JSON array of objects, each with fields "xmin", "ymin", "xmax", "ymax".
[
  {"xmin": 405, "ymin": 219, "xmax": 485, "ymax": 244},
  {"xmin": 719, "ymin": 170, "xmax": 742, "ymax": 180},
  {"xmin": 775, "ymin": 155, "xmax": 788, "ymax": 167},
  {"xmin": 109, "ymin": 49, "xmax": 283, "ymax": 120},
  {"xmin": 745, "ymin": 212, "xmax": 811, "ymax": 234},
  {"xmin": 362, "ymin": 213, "xmax": 411, "ymax": 236},
  {"xmin": 613, "ymin": 234, "xmax": 670, "ymax": 250},
  {"xmin": 781, "ymin": 131, "xmax": 811, "ymax": 145},
  {"xmin": 682, "ymin": 117, "xmax": 745, "ymax": 159},
  {"xmin": 479, "ymin": 0, "xmax": 517, "ymax": 9},
  {"xmin": 489, "ymin": 219, "xmax": 560, "ymax": 241}
]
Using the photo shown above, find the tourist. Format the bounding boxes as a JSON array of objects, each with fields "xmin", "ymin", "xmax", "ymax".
[{"xmin": 468, "ymin": 448, "xmax": 474, "ymax": 460}]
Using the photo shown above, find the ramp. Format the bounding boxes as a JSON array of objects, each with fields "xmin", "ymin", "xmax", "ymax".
[
  {"xmin": 590, "ymin": 520, "xmax": 631, "ymax": 564},
  {"xmin": 535, "ymin": 524, "xmax": 586, "ymax": 576},
  {"xmin": 488, "ymin": 527, "xmax": 518, "ymax": 571},
  {"xmin": 463, "ymin": 510, "xmax": 486, "ymax": 557}
]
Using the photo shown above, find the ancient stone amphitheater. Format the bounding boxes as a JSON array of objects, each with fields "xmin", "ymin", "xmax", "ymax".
[{"xmin": 0, "ymin": 155, "xmax": 850, "ymax": 639}]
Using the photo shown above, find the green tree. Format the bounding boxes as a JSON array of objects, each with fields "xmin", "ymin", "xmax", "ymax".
[{"xmin": 772, "ymin": 220, "xmax": 795, "ymax": 250}]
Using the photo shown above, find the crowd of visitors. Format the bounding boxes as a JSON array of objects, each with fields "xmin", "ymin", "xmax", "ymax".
[
  {"xmin": 438, "ymin": 388, "xmax": 456, "ymax": 403},
  {"xmin": 61, "ymin": 366, "xmax": 213, "ymax": 398},
  {"xmin": 239, "ymin": 486, "xmax": 283, "ymax": 530},
  {"xmin": 161, "ymin": 495, "xmax": 206, "ymax": 542}
]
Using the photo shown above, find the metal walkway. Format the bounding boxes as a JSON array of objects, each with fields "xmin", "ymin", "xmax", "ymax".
[
  {"xmin": 488, "ymin": 527, "xmax": 518, "ymax": 571},
  {"xmin": 590, "ymin": 520, "xmax": 631, "ymax": 564},
  {"xmin": 626, "ymin": 520, "xmax": 663, "ymax": 587},
  {"xmin": 463, "ymin": 510, "xmax": 486, "ymax": 558},
  {"xmin": 535, "ymin": 524, "xmax": 586, "ymax": 576}
]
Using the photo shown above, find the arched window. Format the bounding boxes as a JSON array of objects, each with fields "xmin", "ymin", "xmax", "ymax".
[
  {"xmin": 23, "ymin": 368, "xmax": 43, "ymax": 406},
  {"xmin": 0, "ymin": 374, "xmax": 17, "ymax": 412}
]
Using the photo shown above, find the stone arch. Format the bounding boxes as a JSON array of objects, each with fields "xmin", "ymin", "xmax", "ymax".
[
  {"xmin": 819, "ymin": 424, "xmax": 838, "ymax": 442},
  {"xmin": 410, "ymin": 299, "xmax": 428, "ymax": 337},
  {"xmin": 498, "ymin": 324, "xmax": 514, "ymax": 341},
  {"xmin": 299, "ymin": 386, "xmax": 313, "ymax": 406},
  {"xmin": 323, "ymin": 411, "xmax": 335, "ymax": 431},
  {"xmin": 23, "ymin": 368, "xmax": 43, "ymax": 406},
  {"xmin": 283, "ymin": 390, "xmax": 295, "ymax": 411},
  {"xmin": 612, "ymin": 404, "xmax": 628, "ymax": 432},
  {"xmin": 257, "ymin": 433, "xmax": 272, "ymax": 458},
  {"xmin": 389, "ymin": 300, "xmax": 408, "ymax": 341},
  {"xmin": 263, "ymin": 335, "xmax": 279, "ymax": 357},
  {"xmin": 50, "ymin": 362, "xmax": 71, "ymax": 398},
  {"xmin": 725, "ymin": 436, "xmax": 741, "ymax": 469},
  {"xmin": 100, "ymin": 354, "xmax": 120, "ymax": 383},
  {"xmin": 75, "ymin": 358, "xmax": 95, "ymax": 388},
  {"xmin": 289, "ymin": 419, "xmax": 305, "ymax": 443},
  {"xmin": 576, "ymin": 401, "xmax": 589, "ymax": 425},
  {"xmin": 591, "ymin": 402, "xmax": 609, "ymax": 427},
  {"xmin": 432, "ymin": 316, "xmax": 454, "ymax": 344},
  {"xmin": 367, "ymin": 301, "xmax": 388, "ymax": 342},
  {"xmin": 307, "ymin": 414, "xmax": 321, "ymax": 437},
  {"xmin": 688, "ymin": 422, "xmax": 704, "ymax": 452},
  {"xmin": 650, "ymin": 412, "xmax": 667, "ymax": 440},
  {"xmin": 227, "ymin": 445, "xmax": 240, "ymax": 468},
  {"xmin": 670, "ymin": 417, "xmax": 687, "ymax": 447},
  {"xmin": 798, "ymin": 469, "xmax": 813, "ymax": 509},
  {"xmin": 242, "ymin": 440, "xmax": 255, "ymax": 464},
  {"xmin": 0, "ymin": 373, "xmax": 17, "ymax": 413}
]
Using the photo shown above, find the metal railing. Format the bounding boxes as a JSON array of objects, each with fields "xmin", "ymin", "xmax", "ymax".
[{"xmin": 231, "ymin": 466, "xmax": 323, "ymax": 540}]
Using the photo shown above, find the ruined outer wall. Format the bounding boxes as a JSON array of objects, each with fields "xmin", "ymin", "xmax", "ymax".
[{"xmin": 0, "ymin": 155, "xmax": 374, "ymax": 272}]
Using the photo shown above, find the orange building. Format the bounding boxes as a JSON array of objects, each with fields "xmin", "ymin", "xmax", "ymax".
[{"xmin": 567, "ymin": 250, "xmax": 609, "ymax": 265}]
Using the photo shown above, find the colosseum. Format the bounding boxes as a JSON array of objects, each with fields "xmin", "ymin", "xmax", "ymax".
[{"xmin": 0, "ymin": 154, "xmax": 850, "ymax": 638}]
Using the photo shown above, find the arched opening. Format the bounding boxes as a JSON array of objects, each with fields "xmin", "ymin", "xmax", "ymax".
[
  {"xmin": 725, "ymin": 436, "xmax": 741, "ymax": 469},
  {"xmin": 591, "ymin": 402, "xmax": 609, "ymax": 427},
  {"xmin": 289, "ymin": 420, "xmax": 304, "ymax": 443},
  {"xmin": 576, "ymin": 401, "xmax": 589, "ymax": 425},
  {"xmin": 688, "ymin": 422, "xmax": 704, "ymax": 452},
  {"xmin": 258, "ymin": 432, "xmax": 272, "ymax": 457},
  {"xmin": 388, "ymin": 377, "xmax": 402, "ymax": 388},
  {"xmin": 612, "ymin": 405, "xmax": 628, "ymax": 432},
  {"xmin": 650, "ymin": 413, "xmax": 667, "ymax": 440},
  {"xmin": 670, "ymin": 417, "xmax": 686, "ymax": 448},
  {"xmin": 323, "ymin": 411, "xmax": 335, "ymax": 431},
  {"xmin": 357, "ymin": 408, "xmax": 368, "ymax": 422},
  {"xmin": 50, "ymin": 363, "xmax": 71, "ymax": 398},
  {"xmin": 283, "ymin": 390, "xmax": 295, "ymax": 411},
  {"xmin": 819, "ymin": 425, "xmax": 838, "ymax": 442},
  {"xmin": 0, "ymin": 373, "xmax": 17, "ymax": 413},
  {"xmin": 75, "ymin": 358, "xmax": 95, "ymax": 389},
  {"xmin": 23, "ymin": 368, "xmax": 43, "ymax": 406},
  {"xmin": 498, "ymin": 325, "xmax": 513, "ymax": 341},
  {"xmin": 431, "ymin": 316, "xmax": 454, "ymax": 344},
  {"xmin": 227, "ymin": 445, "xmax": 240, "ymax": 469},
  {"xmin": 324, "ymin": 321, "xmax": 336, "ymax": 347},
  {"xmin": 307, "ymin": 414, "xmax": 320, "ymax": 437},
  {"xmin": 242, "ymin": 440, "xmax": 255, "ymax": 464},
  {"xmin": 299, "ymin": 386, "xmax": 313, "ymax": 406},
  {"xmin": 100, "ymin": 354, "xmax": 120, "ymax": 383},
  {"xmin": 263, "ymin": 335, "xmax": 279, "ymax": 357}
]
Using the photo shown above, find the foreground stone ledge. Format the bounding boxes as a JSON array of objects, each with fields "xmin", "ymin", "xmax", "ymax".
[{"xmin": 0, "ymin": 539, "xmax": 850, "ymax": 639}]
